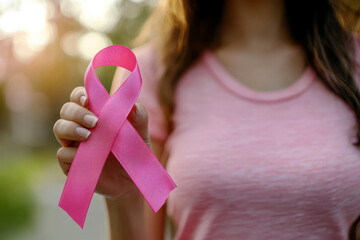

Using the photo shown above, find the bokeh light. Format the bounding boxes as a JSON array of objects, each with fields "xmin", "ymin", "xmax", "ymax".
[
  {"xmin": 77, "ymin": 32, "xmax": 112, "ymax": 60},
  {"xmin": 0, "ymin": 0, "xmax": 51, "ymax": 36},
  {"xmin": 60, "ymin": 0, "xmax": 120, "ymax": 32}
]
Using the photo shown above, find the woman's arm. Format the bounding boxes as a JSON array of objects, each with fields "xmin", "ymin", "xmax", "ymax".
[
  {"xmin": 105, "ymin": 67, "xmax": 167, "ymax": 240},
  {"xmin": 105, "ymin": 140, "xmax": 167, "ymax": 240},
  {"xmin": 105, "ymin": 187, "xmax": 147, "ymax": 240},
  {"xmin": 144, "ymin": 140, "xmax": 168, "ymax": 240}
]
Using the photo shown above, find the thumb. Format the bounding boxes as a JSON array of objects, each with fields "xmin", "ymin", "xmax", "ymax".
[{"xmin": 128, "ymin": 103, "xmax": 151, "ymax": 148}]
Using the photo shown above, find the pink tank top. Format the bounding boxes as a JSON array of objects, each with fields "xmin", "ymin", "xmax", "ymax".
[{"xmin": 135, "ymin": 36, "xmax": 360, "ymax": 240}]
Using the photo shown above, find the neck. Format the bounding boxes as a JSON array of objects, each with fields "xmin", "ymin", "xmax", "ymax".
[{"xmin": 219, "ymin": 0, "xmax": 295, "ymax": 52}]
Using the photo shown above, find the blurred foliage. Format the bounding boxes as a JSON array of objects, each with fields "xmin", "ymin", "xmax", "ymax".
[
  {"xmin": 0, "ymin": 151, "xmax": 51, "ymax": 237},
  {"xmin": 0, "ymin": 165, "xmax": 35, "ymax": 237}
]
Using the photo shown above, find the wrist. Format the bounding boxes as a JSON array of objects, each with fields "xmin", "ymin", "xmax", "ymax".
[
  {"xmin": 105, "ymin": 190, "xmax": 147, "ymax": 240},
  {"xmin": 105, "ymin": 188, "xmax": 143, "ymax": 204}
]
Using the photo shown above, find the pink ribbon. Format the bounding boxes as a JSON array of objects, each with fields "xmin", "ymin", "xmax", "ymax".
[{"xmin": 58, "ymin": 45, "xmax": 177, "ymax": 228}]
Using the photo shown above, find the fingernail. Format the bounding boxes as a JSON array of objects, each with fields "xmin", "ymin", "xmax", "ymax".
[
  {"xmin": 84, "ymin": 115, "xmax": 98, "ymax": 128},
  {"xmin": 76, "ymin": 127, "xmax": 91, "ymax": 139},
  {"xmin": 80, "ymin": 96, "xmax": 87, "ymax": 106}
]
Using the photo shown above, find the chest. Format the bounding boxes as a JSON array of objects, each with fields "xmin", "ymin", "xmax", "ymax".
[
  {"xmin": 165, "ymin": 70, "xmax": 360, "ymax": 223},
  {"xmin": 212, "ymin": 46, "xmax": 307, "ymax": 92}
]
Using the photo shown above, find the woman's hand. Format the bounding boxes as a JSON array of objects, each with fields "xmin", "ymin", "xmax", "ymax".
[{"xmin": 53, "ymin": 86, "xmax": 151, "ymax": 200}]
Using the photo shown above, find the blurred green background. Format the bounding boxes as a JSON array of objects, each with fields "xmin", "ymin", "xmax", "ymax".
[{"xmin": 0, "ymin": 0, "xmax": 155, "ymax": 239}]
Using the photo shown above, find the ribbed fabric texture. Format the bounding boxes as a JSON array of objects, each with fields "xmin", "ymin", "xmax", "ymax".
[{"xmin": 135, "ymin": 36, "xmax": 360, "ymax": 240}]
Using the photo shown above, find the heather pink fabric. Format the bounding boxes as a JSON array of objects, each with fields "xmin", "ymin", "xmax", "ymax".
[{"xmin": 135, "ymin": 35, "xmax": 360, "ymax": 240}]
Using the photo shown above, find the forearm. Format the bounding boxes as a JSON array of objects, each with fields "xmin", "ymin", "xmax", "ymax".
[{"xmin": 105, "ymin": 193, "xmax": 147, "ymax": 240}]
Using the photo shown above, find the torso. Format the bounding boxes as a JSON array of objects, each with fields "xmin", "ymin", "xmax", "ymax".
[
  {"xmin": 134, "ymin": 37, "xmax": 360, "ymax": 240},
  {"xmin": 163, "ymin": 43, "xmax": 360, "ymax": 239}
]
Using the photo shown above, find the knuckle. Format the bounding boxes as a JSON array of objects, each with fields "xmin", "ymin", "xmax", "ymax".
[
  {"xmin": 57, "ymin": 147, "xmax": 65, "ymax": 162},
  {"xmin": 70, "ymin": 87, "xmax": 79, "ymax": 100},
  {"xmin": 53, "ymin": 119, "xmax": 63, "ymax": 135},
  {"xmin": 70, "ymin": 86, "xmax": 85, "ymax": 101},
  {"xmin": 61, "ymin": 102, "xmax": 80, "ymax": 120},
  {"xmin": 57, "ymin": 148, "xmax": 72, "ymax": 176},
  {"xmin": 60, "ymin": 102, "xmax": 71, "ymax": 118},
  {"xmin": 55, "ymin": 119, "xmax": 74, "ymax": 137}
]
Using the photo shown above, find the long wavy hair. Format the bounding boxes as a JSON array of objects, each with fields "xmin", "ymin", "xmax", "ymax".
[{"xmin": 132, "ymin": 0, "xmax": 360, "ymax": 238}]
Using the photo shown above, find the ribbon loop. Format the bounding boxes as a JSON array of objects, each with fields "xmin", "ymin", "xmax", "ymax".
[{"xmin": 59, "ymin": 45, "xmax": 177, "ymax": 228}]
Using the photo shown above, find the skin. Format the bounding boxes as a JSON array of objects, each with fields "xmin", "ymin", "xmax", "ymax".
[
  {"xmin": 216, "ymin": 0, "xmax": 308, "ymax": 92},
  {"xmin": 53, "ymin": 0, "xmax": 311, "ymax": 239}
]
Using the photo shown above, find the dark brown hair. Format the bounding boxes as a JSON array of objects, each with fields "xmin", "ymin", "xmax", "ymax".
[
  {"xmin": 133, "ymin": 0, "xmax": 360, "ymax": 147},
  {"xmin": 133, "ymin": 0, "xmax": 360, "ymax": 237}
]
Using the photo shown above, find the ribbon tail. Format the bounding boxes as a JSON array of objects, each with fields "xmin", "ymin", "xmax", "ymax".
[
  {"xmin": 111, "ymin": 120, "xmax": 177, "ymax": 212},
  {"xmin": 58, "ymin": 133, "xmax": 110, "ymax": 228}
]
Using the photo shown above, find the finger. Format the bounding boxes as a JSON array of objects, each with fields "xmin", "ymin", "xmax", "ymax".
[
  {"xmin": 127, "ymin": 103, "xmax": 151, "ymax": 146},
  {"xmin": 53, "ymin": 119, "xmax": 74, "ymax": 147},
  {"xmin": 60, "ymin": 102, "xmax": 98, "ymax": 129},
  {"xmin": 59, "ymin": 160, "xmax": 71, "ymax": 176},
  {"xmin": 70, "ymin": 86, "xmax": 88, "ymax": 107},
  {"xmin": 53, "ymin": 119, "xmax": 92, "ymax": 146},
  {"xmin": 57, "ymin": 147, "xmax": 77, "ymax": 175},
  {"xmin": 57, "ymin": 147, "xmax": 77, "ymax": 164}
]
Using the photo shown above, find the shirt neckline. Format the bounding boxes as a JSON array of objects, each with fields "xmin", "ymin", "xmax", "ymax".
[{"xmin": 201, "ymin": 49, "xmax": 316, "ymax": 102}]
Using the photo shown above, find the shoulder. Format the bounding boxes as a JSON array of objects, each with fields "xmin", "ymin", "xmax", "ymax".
[
  {"xmin": 132, "ymin": 42, "xmax": 164, "ymax": 83},
  {"xmin": 111, "ymin": 42, "xmax": 162, "ymax": 95},
  {"xmin": 131, "ymin": 42, "xmax": 170, "ymax": 142},
  {"xmin": 132, "ymin": 42, "xmax": 157, "ymax": 64}
]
